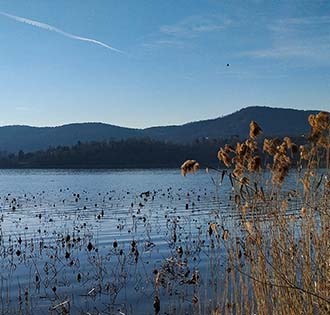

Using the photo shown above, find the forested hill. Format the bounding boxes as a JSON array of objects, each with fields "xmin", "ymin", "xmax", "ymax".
[
  {"xmin": 0, "ymin": 136, "xmax": 308, "ymax": 169},
  {"xmin": 0, "ymin": 106, "xmax": 320, "ymax": 153},
  {"xmin": 0, "ymin": 123, "xmax": 142, "ymax": 153},
  {"xmin": 145, "ymin": 106, "xmax": 318, "ymax": 142}
]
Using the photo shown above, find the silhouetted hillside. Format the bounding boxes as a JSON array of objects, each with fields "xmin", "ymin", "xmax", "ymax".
[
  {"xmin": 0, "ymin": 123, "xmax": 141, "ymax": 153},
  {"xmin": 144, "ymin": 106, "xmax": 318, "ymax": 142},
  {"xmin": 0, "ymin": 106, "xmax": 322, "ymax": 153}
]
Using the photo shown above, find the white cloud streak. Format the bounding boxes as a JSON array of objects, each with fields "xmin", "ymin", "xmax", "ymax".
[
  {"xmin": 143, "ymin": 15, "xmax": 231, "ymax": 50},
  {"xmin": 160, "ymin": 15, "xmax": 232, "ymax": 38},
  {"xmin": 0, "ymin": 11, "xmax": 124, "ymax": 54},
  {"xmin": 241, "ymin": 16, "xmax": 330, "ymax": 63}
]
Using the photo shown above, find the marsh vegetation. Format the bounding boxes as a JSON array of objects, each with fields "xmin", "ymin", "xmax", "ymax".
[{"xmin": 181, "ymin": 111, "xmax": 330, "ymax": 314}]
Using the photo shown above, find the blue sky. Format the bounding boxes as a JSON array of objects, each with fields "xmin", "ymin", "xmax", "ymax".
[{"xmin": 0, "ymin": 0, "xmax": 329, "ymax": 128}]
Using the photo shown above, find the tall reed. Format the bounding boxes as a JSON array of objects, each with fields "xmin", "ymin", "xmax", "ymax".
[{"xmin": 181, "ymin": 111, "xmax": 330, "ymax": 314}]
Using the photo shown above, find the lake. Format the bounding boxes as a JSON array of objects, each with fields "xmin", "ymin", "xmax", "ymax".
[{"xmin": 0, "ymin": 168, "xmax": 240, "ymax": 315}]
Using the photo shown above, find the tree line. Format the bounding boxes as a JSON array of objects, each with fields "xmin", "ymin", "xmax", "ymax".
[{"xmin": 0, "ymin": 136, "xmax": 307, "ymax": 169}]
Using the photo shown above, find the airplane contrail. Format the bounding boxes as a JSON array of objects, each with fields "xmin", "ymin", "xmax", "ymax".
[{"xmin": 0, "ymin": 11, "xmax": 124, "ymax": 54}]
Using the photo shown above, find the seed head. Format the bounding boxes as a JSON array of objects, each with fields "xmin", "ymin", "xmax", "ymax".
[{"xmin": 249, "ymin": 121, "xmax": 262, "ymax": 139}]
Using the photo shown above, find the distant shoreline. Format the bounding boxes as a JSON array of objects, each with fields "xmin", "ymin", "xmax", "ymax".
[{"xmin": 0, "ymin": 165, "xmax": 182, "ymax": 170}]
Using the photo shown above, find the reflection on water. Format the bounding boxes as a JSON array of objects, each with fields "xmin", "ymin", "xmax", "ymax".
[
  {"xmin": 0, "ymin": 168, "xmax": 308, "ymax": 314},
  {"xmin": 0, "ymin": 169, "xmax": 235, "ymax": 314}
]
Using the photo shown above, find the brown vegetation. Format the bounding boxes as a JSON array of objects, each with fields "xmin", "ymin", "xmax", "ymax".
[{"xmin": 180, "ymin": 111, "xmax": 330, "ymax": 314}]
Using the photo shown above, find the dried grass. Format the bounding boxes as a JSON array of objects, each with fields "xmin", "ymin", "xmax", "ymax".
[{"xmin": 181, "ymin": 111, "xmax": 330, "ymax": 314}]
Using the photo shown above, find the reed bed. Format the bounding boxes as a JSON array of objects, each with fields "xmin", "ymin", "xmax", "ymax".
[{"xmin": 180, "ymin": 111, "xmax": 330, "ymax": 314}]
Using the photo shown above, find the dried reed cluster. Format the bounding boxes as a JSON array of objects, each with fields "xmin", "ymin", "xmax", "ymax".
[
  {"xmin": 181, "ymin": 159, "xmax": 200, "ymax": 176},
  {"xmin": 308, "ymin": 111, "xmax": 330, "ymax": 144},
  {"xmin": 180, "ymin": 111, "xmax": 330, "ymax": 315},
  {"xmin": 297, "ymin": 112, "xmax": 330, "ymax": 166},
  {"xmin": 217, "ymin": 121, "xmax": 263, "ymax": 178},
  {"xmin": 217, "ymin": 112, "xmax": 329, "ymax": 184}
]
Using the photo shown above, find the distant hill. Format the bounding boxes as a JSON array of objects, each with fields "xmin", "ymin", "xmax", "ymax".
[
  {"xmin": 0, "ymin": 106, "xmax": 322, "ymax": 153},
  {"xmin": 144, "ymin": 106, "xmax": 318, "ymax": 142},
  {"xmin": 0, "ymin": 123, "xmax": 142, "ymax": 153}
]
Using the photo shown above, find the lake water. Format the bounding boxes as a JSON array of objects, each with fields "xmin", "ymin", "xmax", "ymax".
[{"xmin": 0, "ymin": 169, "xmax": 240, "ymax": 315}]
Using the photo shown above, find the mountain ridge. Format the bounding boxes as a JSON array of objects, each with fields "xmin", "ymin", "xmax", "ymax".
[{"xmin": 0, "ymin": 106, "xmax": 324, "ymax": 153}]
